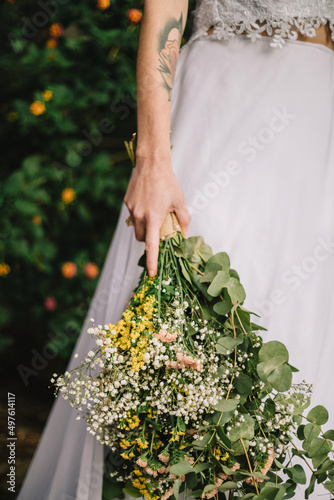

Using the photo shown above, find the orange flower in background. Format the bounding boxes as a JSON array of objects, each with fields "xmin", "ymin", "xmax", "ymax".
[
  {"xmin": 44, "ymin": 296, "xmax": 58, "ymax": 311},
  {"xmin": 49, "ymin": 23, "xmax": 64, "ymax": 37},
  {"xmin": 46, "ymin": 38, "xmax": 58, "ymax": 49},
  {"xmin": 42, "ymin": 90, "xmax": 53, "ymax": 101},
  {"xmin": 0, "ymin": 263, "xmax": 10, "ymax": 277},
  {"xmin": 30, "ymin": 101, "xmax": 46, "ymax": 116},
  {"xmin": 97, "ymin": 0, "xmax": 110, "ymax": 9},
  {"xmin": 32, "ymin": 215, "xmax": 42, "ymax": 225},
  {"xmin": 61, "ymin": 188, "xmax": 76, "ymax": 204},
  {"xmin": 7, "ymin": 111, "xmax": 18, "ymax": 122},
  {"xmin": 127, "ymin": 8, "xmax": 143, "ymax": 24},
  {"xmin": 61, "ymin": 262, "xmax": 77, "ymax": 279},
  {"xmin": 84, "ymin": 262, "xmax": 99, "ymax": 279}
]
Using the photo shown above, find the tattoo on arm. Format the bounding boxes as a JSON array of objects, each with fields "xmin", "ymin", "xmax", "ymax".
[{"xmin": 157, "ymin": 13, "xmax": 184, "ymax": 101}]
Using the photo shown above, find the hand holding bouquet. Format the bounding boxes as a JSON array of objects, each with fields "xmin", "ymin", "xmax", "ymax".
[{"xmin": 53, "ymin": 134, "xmax": 334, "ymax": 500}]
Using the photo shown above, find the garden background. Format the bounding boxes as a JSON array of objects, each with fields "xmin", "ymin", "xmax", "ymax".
[{"xmin": 0, "ymin": 0, "xmax": 195, "ymax": 497}]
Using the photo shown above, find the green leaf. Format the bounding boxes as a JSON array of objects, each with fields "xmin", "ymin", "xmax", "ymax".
[
  {"xmin": 323, "ymin": 430, "xmax": 334, "ymax": 440},
  {"xmin": 185, "ymin": 472, "xmax": 198, "ymax": 489},
  {"xmin": 192, "ymin": 431, "xmax": 215, "ymax": 450},
  {"xmin": 122, "ymin": 486, "xmax": 141, "ymax": 498},
  {"xmin": 226, "ymin": 278, "xmax": 246, "ymax": 304},
  {"xmin": 173, "ymin": 478, "xmax": 181, "ymax": 499},
  {"xmin": 257, "ymin": 342, "xmax": 292, "ymax": 391},
  {"xmin": 213, "ymin": 398, "xmax": 239, "ymax": 413},
  {"xmin": 179, "ymin": 258, "xmax": 192, "ymax": 284},
  {"xmin": 307, "ymin": 406, "xmax": 329, "ymax": 426},
  {"xmin": 304, "ymin": 423, "xmax": 320, "ymax": 442},
  {"xmin": 192, "ymin": 463, "xmax": 212, "ymax": 473},
  {"xmin": 170, "ymin": 460, "xmax": 194, "ymax": 475},
  {"xmin": 207, "ymin": 270, "xmax": 230, "ymax": 297},
  {"xmin": 257, "ymin": 362, "xmax": 292, "ymax": 392},
  {"xmin": 199, "ymin": 252, "xmax": 230, "ymax": 283},
  {"xmin": 103, "ymin": 481, "xmax": 123, "ymax": 500},
  {"xmin": 216, "ymin": 336, "xmax": 243, "ymax": 355},
  {"xmin": 203, "ymin": 485, "xmax": 216, "ymax": 494},
  {"xmin": 217, "ymin": 482, "xmax": 238, "ymax": 493},
  {"xmin": 234, "ymin": 373, "xmax": 253, "ymax": 395},
  {"xmin": 307, "ymin": 438, "xmax": 332, "ymax": 458},
  {"xmin": 227, "ymin": 414, "xmax": 255, "ymax": 442},
  {"xmin": 285, "ymin": 464, "xmax": 307, "ymax": 485},
  {"xmin": 216, "ymin": 426, "xmax": 232, "ymax": 451},
  {"xmin": 213, "ymin": 297, "xmax": 232, "ymax": 316},
  {"xmin": 14, "ymin": 199, "xmax": 38, "ymax": 216},
  {"xmin": 259, "ymin": 341, "xmax": 289, "ymax": 363},
  {"xmin": 324, "ymin": 480, "xmax": 334, "ymax": 491},
  {"xmin": 315, "ymin": 458, "xmax": 334, "ymax": 476},
  {"xmin": 305, "ymin": 473, "xmax": 316, "ymax": 499}
]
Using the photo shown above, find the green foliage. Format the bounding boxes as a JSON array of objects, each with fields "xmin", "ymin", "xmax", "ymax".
[{"xmin": 0, "ymin": 0, "xmax": 195, "ymax": 360}]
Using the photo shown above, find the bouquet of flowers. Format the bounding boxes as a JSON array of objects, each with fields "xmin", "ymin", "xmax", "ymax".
[{"xmin": 53, "ymin": 137, "xmax": 334, "ymax": 500}]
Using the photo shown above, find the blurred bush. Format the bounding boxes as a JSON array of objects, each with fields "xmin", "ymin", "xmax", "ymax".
[{"xmin": 0, "ymin": 0, "xmax": 195, "ymax": 363}]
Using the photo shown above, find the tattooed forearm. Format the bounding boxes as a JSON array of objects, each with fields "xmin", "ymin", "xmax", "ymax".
[{"xmin": 157, "ymin": 13, "xmax": 184, "ymax": 101}]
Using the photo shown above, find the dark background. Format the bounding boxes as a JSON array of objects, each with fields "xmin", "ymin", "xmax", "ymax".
[{"xmin": 0, "ymin": 0, "xmax": 195, "ymax": 497}]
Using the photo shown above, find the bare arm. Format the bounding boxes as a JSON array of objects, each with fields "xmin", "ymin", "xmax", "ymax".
[{"xmin": 124, "ymin": 0, "xmax": 190, "ymax": 277}]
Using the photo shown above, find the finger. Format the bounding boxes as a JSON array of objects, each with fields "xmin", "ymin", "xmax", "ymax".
[
  {"xmin": 145, "ymin": 222, "xmax": 160, "ymax": 277},
  {"xmin": 134, "ymin": 218, "xmax": 145, "ymax": 242},
  {"xmin": 174, "ymin": 207, "xmax": 191, "ymax": 235}
]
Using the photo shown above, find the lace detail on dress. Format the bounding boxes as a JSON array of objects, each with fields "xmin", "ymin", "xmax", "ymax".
[{"xmin": 186, "ymin": 0, "xmax": 334, "ymax": 49}]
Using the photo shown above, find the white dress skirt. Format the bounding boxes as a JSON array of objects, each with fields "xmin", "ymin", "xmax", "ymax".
[{"xmin": 18, "ymin": 33, "xmax": 334, "ymax": 500}]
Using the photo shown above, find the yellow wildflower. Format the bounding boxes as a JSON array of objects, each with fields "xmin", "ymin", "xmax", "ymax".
[
  {"xmin": 120, "ymin": 439, "xmax": 131, "ymax": 449},
  {"xmin": 42, "ymin": 90, "xmax": 53, "ymax": 101},
  {"xmin": 135, "ymin": 437, "xmax": 149, "ymax": 449}
]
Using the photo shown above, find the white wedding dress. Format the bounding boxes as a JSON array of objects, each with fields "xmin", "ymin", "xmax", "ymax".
[{"xmin": 18, "ymin": 1, "xmax": 334, "ymax": 499}]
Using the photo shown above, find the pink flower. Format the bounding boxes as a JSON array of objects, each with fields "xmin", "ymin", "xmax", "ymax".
[
  {"xmin": 184, "ymin": 455, "xmax": 195, "ymax": 465},
  {"xmin": 161, "ymin": 488, "xmax": 174, "ymax": 500},
  {"xmin": 202, "ymin": 489, "xmax": 218, "ymax": 499},
  {"xmin": 136, "ymin": 458, "xmax": 147, "ymax": 468},
  {"xmin": 154, "ymin": 329, "xmax": 178, "ymax": 342},
  {"xmin": 158, "ymin": 452, "xmax": 170, "ymax": 463},
  {"xmin": 157, "ymin": 466, "xmax": 166, "ymax": 474},
  {"xmin": 44, "ymin": 296, "xmax": 57, "ymax": 311},
  {"xmin": 144, "ymin": 467, "xmax": 158, "ymax": 477}
]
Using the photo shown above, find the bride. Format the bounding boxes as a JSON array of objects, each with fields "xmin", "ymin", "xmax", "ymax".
[{"xmin": 18, "ymin": 1, "xmax": 334, "ymax": 499}]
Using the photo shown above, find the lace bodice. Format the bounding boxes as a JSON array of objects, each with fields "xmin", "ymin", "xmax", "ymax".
[{"xmin": 186, "ymin": 0, "xmax": 334, "ymax": 49}]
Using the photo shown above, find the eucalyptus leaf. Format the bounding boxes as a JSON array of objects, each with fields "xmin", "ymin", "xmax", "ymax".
[
  {"xmin": 304, "ymin": 423, "xmax": 320, "ymax": 442},
  {"xmin": 199, "ymin": 252, "xmax": 231, "ymax": 283},
  {"xmin": 227, "ymin": 414, "xmax": 255, "ymax": 442},
  {"xmin": 170, "ymin": 460, "xmax": 194, "ymax": 476},
  {"xmin": 122, "ymin": 486, "xmax": 142, "ymax": 498},
  {"xmin": 207, "ymin": 271, "xmax": 230, "ymax": 297},
  {"xmin": 286, "ymin": 464, "xmax": 307, "ymax": 484},
  {"xmin": 234, "ymin": 373, "xmax": 253, "ymax": 395},
  {"xmin": 323, "ymin": 430, "xmax": 334, "ymax": 440},
  {"xmin": 213, "ymin": 298, "xmax": 232, "ymax": 316},
  {"xmin": 213, "ymin": 398, "xmax": 239, "ymax": 412},
  {"xmin": 307, "ymin": 406, "xmax": 329, "ymax": 426},
  {"xmin": 226, "ymin": 277, "xmax": 246, "ymax": 304},
  {"xmin": 173, "ymin": 478, "xmax": 181, "ymax": 499},
  {"xmin": 216, "ymin": 336, "xmax": 243, "ymax": 355},
  {"xmin": 217, "ymin": 482, "xmax": 238, "ymax": 493}
]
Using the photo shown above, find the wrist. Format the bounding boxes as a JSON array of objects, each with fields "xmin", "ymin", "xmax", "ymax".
[{"xmin": 135, "ymin": 149, "xmax": 172, "ymax": 165}]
